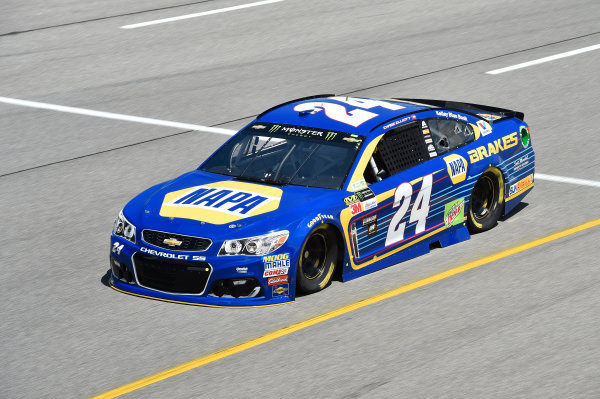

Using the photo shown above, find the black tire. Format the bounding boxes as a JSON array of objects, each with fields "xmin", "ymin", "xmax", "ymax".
[
  {"xmin": 296, "ymin": 225, "xmax": 339, "ymax": 294},
  {"xmin": 467, "ymin": 168, "xmax": 504, "ymax": 233}
]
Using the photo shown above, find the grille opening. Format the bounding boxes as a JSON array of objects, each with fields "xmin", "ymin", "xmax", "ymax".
[
  {"xmin": 134, "ymin": 253, "xmax": 211, "ymax": 294},
  {"xmin": 142, "ymin": 230, "xmax": 212, "ymax": 251},
  {"xmin": 209, "ymin": 278, "xmax": 263, "ymax": 298},
  {"xmin": 111, "ymin": 256, "xmax": 134, "ymax": 283}
]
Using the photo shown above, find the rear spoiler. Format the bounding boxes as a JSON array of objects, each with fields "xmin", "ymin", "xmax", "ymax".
[{"xmin": 393, "ymin": 98, "xmax": 524, "ymax": 122}]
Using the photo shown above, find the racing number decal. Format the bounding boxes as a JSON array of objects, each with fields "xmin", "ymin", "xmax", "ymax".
[
  {"xmin": 385, "ymin": 174, "xmax": 433, "ymax": 246},
  {"xmin": 293, "ymin": 97, "xmax": 405, "ymax": 127}
]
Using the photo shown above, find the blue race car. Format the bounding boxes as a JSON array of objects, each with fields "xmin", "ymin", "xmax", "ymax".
[{"xmin": 110, "ymin": 96, "xmax": 534, "ymax": 307}]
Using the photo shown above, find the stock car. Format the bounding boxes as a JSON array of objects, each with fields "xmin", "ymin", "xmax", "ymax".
[{"xmin": 109, "ymin": 95, "xmax": 535, "ymax": 307}]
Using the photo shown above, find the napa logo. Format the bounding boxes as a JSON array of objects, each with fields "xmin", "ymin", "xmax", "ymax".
[
  {"xmin": 443, "ymin": 154, "xmax": 468, "ymax": 184},
  {"xmin": 160, "ymin": 181, "xmax": 282, "ymax": 224}
]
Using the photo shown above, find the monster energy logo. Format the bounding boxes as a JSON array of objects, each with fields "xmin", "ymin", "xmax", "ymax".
[
  {"xmin": 269, "ymin": 124, "xmax": 281, "ymax": 133},
  {"xmin": 325, "ymin": 132, "xmax": 337, "ymax": 141}
]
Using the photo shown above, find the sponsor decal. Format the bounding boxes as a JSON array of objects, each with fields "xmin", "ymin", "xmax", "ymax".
[
  {"xmin": 139, "ymin": 247, "xmax": 207, "ymax": 261},
  {"xmin": 325, "ymin": 131, "xmax": 338, "ymax": 141},
  {"xmin": 236, "ymin": 266, "xmax": 248, "ymax": 273},
  {"xmin": 467, "ymin": 132, "xmax": 519, "ymax": 163},
  {"xmin": 508, "ymin": 174, "xmax": 534, "ymax": 197},
  {"xmin": 362, "ymin": 215, "xmax": 377, "ymax": 226},
  {"xmin": 367, "ymin": 222, "xmax": 377, "ymax": 237},
  {"xmin": 444, "ymin": 198, "xmax": 465, "ymax": 227},
  {"xmin": 163, "ymin": 237, "xmax": 182, "ymax": 247},
  {"xmin": 429, "ymin": 152, "xmax": 437, "ymax": 158},
  {"xmin": 350, "ymin": 201, "xmax": 364, "ymax": 216},
  {"xmin": 421, "ymin": 121, "xmax": 428, "ymax": 129},
  {"xmin": 112, "ymin": 242, "xmax": 124, "ymax": 255},
  {"xmin": 476, "ymin": 113, "xmax": 503, "ymax": 121},
  {"xmin": 272, "ymin": 284, "xmax": 289, "ymax": 297},
  {"xmin": 435, "ymin": 110, "xmax": 468, "ymax": 121},
  {"xmin": 267, "ymin": 275, "xmax": 289, "ymax": 286},
  {"xmin": 350, "ymin": 179, "xmax": 368, "ymax": 191},
  {"xmin": 269, "ymin": 124, "xmax": 281, "ymax": 133},
  {"xmin": 160, "ymin": 181, "xmax": 282, "ymax": 224},
  {"xmin": 263, "ymin": 253, "xmax": 290, "ymax": 277},
  {"xmin": 280, "ymin": 126, "xmax": 323, "ymax": 137},
  {"xmin": 427, "ymin": 144, "xmax": 435, "ymax": 152},
  {"xmin": 307, "ymin": 214, "xmax": 334, "ymax": 228},
  {"xmin": 344, "ymin": 187, "xmax": 375, "ymax": 206},
  {"xmin": 443, "ymin": 154, "xmax": 468, "ymax": 184},
  {"xmin": 343, "ymin": 137, "xmax": 362, "ymax": 143},
  {"xmin": 252, "ymin": 124, "xmax": 266, "ymax": 130},
  {"xmin": 425, "ymin": 138, "xmax": 433, "ymax": 144},
  {"xmin": 476, "ymin": 120, "xmax": 492, "ymax": 136},
  {"xmin": 513, "ymin": 155, "xmax": 530, "ymax": 172},
  {"xmin": 363, "ymin": 197, "xmax": 377, "ymax": 211},
  {"xmin": 264, "ymin": 268, "xmax": 289, "ymax": 277},
  {"xmin": 346, "ymin": 187, "xmax": 376, "ymax": 215}
]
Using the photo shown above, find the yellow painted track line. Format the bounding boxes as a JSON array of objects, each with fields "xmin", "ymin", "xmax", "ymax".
[{"xmin": 91, "ymin": 218, "xmax": 600, "ymax": 399}]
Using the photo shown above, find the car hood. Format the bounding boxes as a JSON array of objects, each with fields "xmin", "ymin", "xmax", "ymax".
[{"xmin": 124, "ymin": 170, "xmax": 339, "ymax": 237}]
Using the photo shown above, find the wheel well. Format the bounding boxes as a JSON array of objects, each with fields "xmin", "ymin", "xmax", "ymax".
[
  {"xmin": 319, "ymin": 223, "xmax": 345, "ymax": 282},
  {"xmin": 481, "ymin": 166, "xmax": 505, "ymax": 210}
]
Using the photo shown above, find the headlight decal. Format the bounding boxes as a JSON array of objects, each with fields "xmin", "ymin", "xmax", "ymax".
[
  {"xmin": 113, "ymin": 210, "xmax": 136, "ymax": 243},
  {"xmin": 219, "ymin": 230, "xmax": 289, "ymax": 256}
]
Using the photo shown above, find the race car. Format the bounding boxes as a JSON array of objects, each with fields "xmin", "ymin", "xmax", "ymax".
[{"xmin": 109, "ymin": 95, "xmax": 534, "ymax": 307}]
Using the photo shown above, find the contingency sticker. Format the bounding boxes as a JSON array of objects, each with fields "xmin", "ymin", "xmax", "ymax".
[
  {"xmin": 344, "ymin": 187, "xmax": 377, "ymax": 216},
  {"xmin": 444, "ymin": 198, "xmax": 465, "ymax": 227}
]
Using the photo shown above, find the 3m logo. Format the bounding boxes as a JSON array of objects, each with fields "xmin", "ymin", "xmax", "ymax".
[
  {"xmin": 269, "ymin": 124, "xmax": 281, "ymax": 133},
  {"xmin": 444, "ymin": 154, "xmax": 468, "ymax": 184},
  {"xmin": 325, "ymin": 132, "xmax": 337, "ymax": 140}
]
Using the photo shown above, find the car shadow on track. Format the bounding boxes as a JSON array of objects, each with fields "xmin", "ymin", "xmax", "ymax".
[
  {"xmin": 101, "ymin": 269, "xmax": 111, "ymax": 287},
  {"xmin": 500, "ymin": 201, "xmax": 529, "ymax": 222}
]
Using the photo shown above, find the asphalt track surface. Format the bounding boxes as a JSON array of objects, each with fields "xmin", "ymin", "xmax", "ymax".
[{"xmin": 1, "ymin": 1, "xmax": 599, "ymax": 398}]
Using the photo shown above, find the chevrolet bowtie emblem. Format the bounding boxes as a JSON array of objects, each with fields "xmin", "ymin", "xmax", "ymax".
[{"xmin": 163, "ymin": 237, "xmax": 183, "ymax": 247}]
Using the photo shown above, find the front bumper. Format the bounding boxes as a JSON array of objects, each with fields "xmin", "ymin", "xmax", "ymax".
[{"xmin": 109, "ymin": 235, "xmax": 294, "ymax": 307}]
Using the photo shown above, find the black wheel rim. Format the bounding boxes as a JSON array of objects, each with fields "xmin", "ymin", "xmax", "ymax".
[
  {"xmin": 471, "ymin": 175, "xmax": 495, "ymax": 221},
  {"xmin": 301, "ymin": 233, "xmax": 327, "ymax": 280}
]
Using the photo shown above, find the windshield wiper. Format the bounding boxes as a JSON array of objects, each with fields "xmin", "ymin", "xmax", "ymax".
[{"xmin": 233, "ymin": 175, "xmax": 287, "ymax": 186}]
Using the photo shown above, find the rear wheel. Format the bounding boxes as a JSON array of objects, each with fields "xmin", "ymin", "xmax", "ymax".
[
  {"xmin": 296, "ymin": 225, "xmax": 339, "ymax": 294},
  {"xmin": 467, "ymin": 169, "xmax": 504, "ymax": 233}
]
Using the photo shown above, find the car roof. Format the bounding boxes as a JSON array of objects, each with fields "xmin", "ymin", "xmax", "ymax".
[{"xmin": 256, "ymin": 95, "xmax": 431, "ymax": 136}]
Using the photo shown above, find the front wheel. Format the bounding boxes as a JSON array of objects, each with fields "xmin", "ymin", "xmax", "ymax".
[
  {"xmin": 296, "ymin": 225, "xmax": 339, "ymax": 294},
  {"xmin": 467, "ymin": 169, "xmax": 504, "ymax": 233}
]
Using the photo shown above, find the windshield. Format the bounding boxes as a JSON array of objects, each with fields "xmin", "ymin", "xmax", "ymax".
[{"xmin": 200, "ymin": 123, "xmax": 364, "ymax": 189}]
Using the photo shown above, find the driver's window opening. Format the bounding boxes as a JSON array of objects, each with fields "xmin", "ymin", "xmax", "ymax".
[
  {"xmin": 363, "ymin": 122, "xmax": 429, "ymax": 184},
  {"xmin": 427, "ymin": 118, "xmax": 475, "ymax": 155}
]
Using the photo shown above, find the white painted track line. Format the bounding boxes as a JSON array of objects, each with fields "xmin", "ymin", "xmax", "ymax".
[
  {"xmin": 2, "ymin": 96, "xmax": 600, "ymax": 189},
  {"xmin": 486, "ymin": 43, "xmax": 600, "ymax": 74},
  {"xmin": 121, "ymin": 0, "xmax": 285, "ymax": 29},
  {"xmin": 535, "ymin": 173, "xmax": 600, "ymax": 188},
  {"xmin": 0, "ymin": 96, "xmax": 236, "ymax": 136}
]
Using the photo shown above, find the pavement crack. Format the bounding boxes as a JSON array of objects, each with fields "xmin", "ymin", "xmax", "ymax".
[{"xmin": 0, "ymin": 0, "xmax": 216, "ymax": 37}]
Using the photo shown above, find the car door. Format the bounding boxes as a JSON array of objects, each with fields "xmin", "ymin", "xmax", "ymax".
[{"xmin": 347, "ymin": 115, "xmax": 473, "ymax": 267}]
